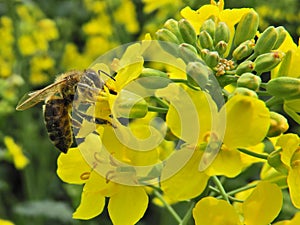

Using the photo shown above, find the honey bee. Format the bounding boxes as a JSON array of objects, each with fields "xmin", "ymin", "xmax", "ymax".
[{"xmin": 16, "ymin": 69, "xmax": 115, "ymax": 153}]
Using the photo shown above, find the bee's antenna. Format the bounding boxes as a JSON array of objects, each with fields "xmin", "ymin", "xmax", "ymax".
[{"xmin": 98, "ymin": 70, "xmax": 116, "ymax": 81}]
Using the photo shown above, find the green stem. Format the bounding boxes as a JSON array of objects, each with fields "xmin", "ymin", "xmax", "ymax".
[
  {"xmin": 211, "ymin": 176, "xmax": 229, "ymax": 203},
  {"xmin": 150, "ymin": 96, "xmax": 169, "ymax": 108},
  {"xmin": 170, "ymin": 79, "xmax": 201, "ymax": 91},
  {"xmin": 257, "ymin": 91, "xmax": 271, "ymax": 96},
  {"xmin": 260, "ymin": 82, "xmax": 267, "ymax": 89},
  {"xmin": 153, "ymin": 189, "xmax": 183, "ymax": 224},
  {"xmin": 148, "ymin": 105, "xmax": 168, "ymax": 113},
  {"xmin": 179, "ymin": 201, "xmax": 195, "ymax": 225},
  {"xmin": 245, "ymin": 52, "xmax": 258, "ymax": 62},
  {"xmin": 227, "ymin": 183, "xmax": 257, "ymax": 196},
  {"xmin": 237, "ymin": 148, "xmax": 268, "ymax": 160},
  {"xmin": 265, "ymin": 96, "xmax": 284, "ymax": 108}
]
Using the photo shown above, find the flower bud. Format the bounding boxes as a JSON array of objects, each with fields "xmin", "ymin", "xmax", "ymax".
[
  {"xmin": 199, "ymin": 30, "xmax": 214, "ymax": 50},
  {"xmin": 163, "ymin": 18, "xmax": 184, "ymax": 43},
  {"xmin": 237, "ymin": 72, "xmax": 261, "ymax": 91},
  {"xmin": 266, "ymin": 77, "xmax": 300, "ymax": 99},
  {"xmin": 254, "ymin": 26, "xmax": 278, "ymax": 55},
  {"xmin": 234, "ymin": 9, "xmax": 259, "ymax": 47},
  {"xmin": 156, "ymin": 28, "xmax": 180, "ymax": 44},
  {"xmin": 235, "ymin": 60, "xmax": 255, "ymax": 75},
  {"xmin": 267, "ymin": 111, "xmax": 289, "ymax": 137},
  {"xmin": 178, "ymin": 43, "xmax": 199, "ymax": 63},
  {"xmin": 232, "ymin": 40, "xmax": 255, "ymax": 61},
  {"xmin": 178, "ymin": 19, "xmax": 197, "ymax": 45},
  {"xmin": 200, "ymin": 19, "xmax": 216, "ymax": 38},
  {"xmin": 273, "ymin": 26, "xmax": 287, "ymax": 50},
  {"xmin": 214, "ymin": 22, "xmax": 230, "ymax": 44},
  {"xmin": 268, "ymin": 150, "xmax": 289, "ymax": 175},
  {"xmin": 200, "ymin": 49, "xmax": 209, "ymax": 59},
  {"xmin": 156, "ymin": 29, "xmax": 179, "ymax": 56},
  {"xmin": 204, "ymin": 51, "xmax": 219, "ymax": 68},
  {"xmin": 114, "ymin": 90, "xmax": 148, "ymax": 118},
  {"xmin": 137, "ymin": 68, "xmax": 171, "ymax": 89},
  {"xmin": 254, "ymin": 52, "xmax": 284, "ymax": 74},
  {"xmin": 215, "ymin": 41, "xmax": 228, "ymax": 56},
  {"xmin": 186, "ymin": 61, "xmax": 210, "ymax": 89},
  {"xmin": 228, "ymin": 87, "xmax": 258, "ymax": 99}
]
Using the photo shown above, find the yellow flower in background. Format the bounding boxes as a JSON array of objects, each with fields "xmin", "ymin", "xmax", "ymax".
[
  {"xmin": 0, "ymin": 219, "xmax": 15, "ymax": 225},
  {"xmin": 4, "ymin": 136, "xmax": 29, "ymax": 170},
  {"xmin": 0, "ymin": 16, "xmax": 15, "ymax": 78},
  {"xmin": 114, "ymin": 0, "xmax": 139, "ymax": 34},
  {"xmin": 193, "ymin": 182, "xmax": 282, "ymax": 225},
  {"xmin": 142, "ymin": 0, "xmax": 182, "ymax": 14}
]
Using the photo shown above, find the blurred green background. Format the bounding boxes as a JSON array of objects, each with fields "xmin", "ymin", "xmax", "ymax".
[{"xmin": 0, "ymin": 0, "xmax": 299, "ymax": 224}]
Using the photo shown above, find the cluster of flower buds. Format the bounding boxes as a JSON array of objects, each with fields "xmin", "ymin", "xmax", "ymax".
[{"xmin": 153, "ymin": 9, "xmax": 300, "ymax": 137}]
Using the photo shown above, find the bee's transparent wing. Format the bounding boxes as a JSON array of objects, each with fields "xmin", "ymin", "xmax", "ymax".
[{"xmin": 16, "ymin": 80, "xmax": 66, "ymax": 111}]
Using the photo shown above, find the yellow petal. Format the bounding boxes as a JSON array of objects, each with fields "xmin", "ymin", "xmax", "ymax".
[
  {"xmin": 193, "ymin": 197, "xmax": 241, "ymax": 225},
  {"xmin": 108, "ymin": 186, "xmax": 148, "ymax": 225},
  {"xmin": 157, "ymin": 84, "xmax": 217, "ymax": 144},
  {"xmin": 73, "ymin": 190, "xmax": 105, "ymax": 220},
  {"xmin": 161, "ymin": 148, "xmax": 210, "ymax": 201},
  {"xmin": 276, "ymin": 134, "xmax": 300, "ymax": 167},
  {"xmin": 243, "ymin": 181, "xmax": 282, "ymax": 225},
  {"xmin": 57, "ymin": 147, "xmax": 91, "ymax": 184},
  {"xmin": 222, "ymin": 95, "xmax": 270, "ymax": 148},
  {"xmin": 287, "ymin": 167, "xmax": 300, "ymax": 208},
  {"xmin": 205, "ymin": 147, "xmax": 244, "ymax": 177},
  {"xmin": 181, "ymin": 6, "xmax": 219, "ymax": 34}
]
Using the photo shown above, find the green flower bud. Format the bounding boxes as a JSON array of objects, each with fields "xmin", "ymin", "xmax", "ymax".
[
  {"xmin": 137, "ymin": 68, "xmax": 171, "ymax": 89},
  {"xmin": 268, "ymin": 149, "xmax": 289, "ymax": 175},
  {"xmin": 186, "ymin": 61, "xmax": 210, "ymax": 89},
  {"xmin": 204, "ymin": 51, "xmax": 219, "ymax": 68},
  {"xmin": 200, "ymin": 49, "xmax": 209, "ymax": 59},
  {"xmin": 235, "ymin": 60, "xmax": 255, "ymax": 75},
  {"xmin": 156, "ymin": 28, "xmax": 180, "ymax": 44},
  {"xmin": 254, "ymin": 52, "xmax": 284, "ymax": 74},
  {"xmin": 156, "ymin": 29, "xmax": 179, "ymax": 56},
  {"xmin": 254, "ymin": 26, "xmax": 278, "ymax": 55},
  {"xmin": 114, "ymin": 90, "xmax": 148, "ymax": 118},
  {"xmin": 232, "ymin": 40, "xmax": 255, "ymax": 61},
  {"xmin": 178, "ymin": 19, "xmax": 197, "ymax": 45},
  {"xmin": 273, "ymin": 26, "xmax": 287, "ymax": 50},
  {"xmin": 163, "ymin": 18, "xmax": 184, "ymax": 43},
  {"xmin": 178, "ymin": 43, "xmax": 199, "ymax": 63},
  {"xmin": 267, "ymin": 111, "xmax": 289, "ymax": 137},
  {"xmin": 266, "ymin": 77, "xmax": 300, "ymax": 99},
  {"xmin": 237, "ymin": 72, "xmax": 261, "ymax": 91},
  {"xmin": 215, "ymin": 41, "xmax": 228, "ymax": 56},
  {"xmin": 229, "ymin": 87, "xmax": 258, "ymax": 99},
  {"xmin": 214, "ymin": 22, "xmax": 230, "ymax": 44},
  {"xmin": 199, "ymin": 30, "xmax": 214, "ymax": 50},
  {"xmin": 234, "ymin": 9, "xmax": 259, "ymax": 47},
  {"xmin": 200, "ymin": 19, "xmax": 216, "ymax": 38},
  {"xmin": 277, "ymin": 50, "xmax": 292, "ymax": 77}
]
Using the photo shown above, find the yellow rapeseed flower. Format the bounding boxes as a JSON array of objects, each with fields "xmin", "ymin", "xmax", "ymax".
[
  {"xmin": 4, "ymin": 136, "xmax": 29, "ymax": 170},
  {"xmin": 193, "ymin": 182, "xmax": 282, "ymax": 225}
]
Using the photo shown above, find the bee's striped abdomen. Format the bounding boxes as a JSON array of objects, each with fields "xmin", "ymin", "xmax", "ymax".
[{"xmin": 44, "ymin": 97, "xmax": 72, "ymax": 153}]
